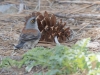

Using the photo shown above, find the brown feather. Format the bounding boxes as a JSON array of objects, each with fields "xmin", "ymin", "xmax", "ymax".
[{"xmin": 22, "ymin": 28, "xmax": 39, "ymax": 36}]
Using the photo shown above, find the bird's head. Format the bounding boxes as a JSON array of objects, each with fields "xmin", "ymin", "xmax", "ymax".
[{"xmin": 25, "ymin": 17, "xmax": 38, "ymax": 29}]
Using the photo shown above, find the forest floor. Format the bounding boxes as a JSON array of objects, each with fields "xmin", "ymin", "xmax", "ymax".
[{"xmin": 0, "ymin": 0, "xmax": 100, "ymax": 75}]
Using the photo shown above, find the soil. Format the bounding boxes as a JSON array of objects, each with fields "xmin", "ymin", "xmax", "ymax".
[{"xmin": 0, "ymin": 0, "xmax": 100, "ymax": 75}]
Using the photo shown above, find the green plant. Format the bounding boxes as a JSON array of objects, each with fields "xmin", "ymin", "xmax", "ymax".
[{"xmin": 1, "ymin": 38, "xmax": 100, "ymax": 75}]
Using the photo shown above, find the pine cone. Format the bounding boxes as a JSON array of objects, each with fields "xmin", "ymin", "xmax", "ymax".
[{"xmin": 25, "ymin": 11, "xmax": 70, "ymax": 43}]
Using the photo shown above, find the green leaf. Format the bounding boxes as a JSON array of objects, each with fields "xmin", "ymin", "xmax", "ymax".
[
  {"xmin": 46, "ymin": 69, "xmax": 60, "ymax": 75},
  {"xmin": 25, "ymin": 61, "xmax": 35, "ymax": 72},
  {"xmin": 1, "ymin": 38, "xmax": 100, "ymax": 75}
]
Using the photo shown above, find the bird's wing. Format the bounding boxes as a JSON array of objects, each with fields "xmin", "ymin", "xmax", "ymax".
[{"xmin": 20, "ymin": 29, "xmax": 41, "ymax": 41}]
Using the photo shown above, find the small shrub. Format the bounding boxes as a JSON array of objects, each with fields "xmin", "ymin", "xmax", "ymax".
[{"xmin": 1, "ymin": 38, "xmax": 100, "ymax": 75}]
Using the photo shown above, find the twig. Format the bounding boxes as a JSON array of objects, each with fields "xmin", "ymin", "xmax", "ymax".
[
  {"xmin": 56, "ymin": 1, "xmax": 100, "ymax": 14},
  {"xmin": 46, "ymin": 0, "xmax": 54, "ymax": 9},
  {"xmin": 0, "ymin": 55, "xmax": 22, "ymax": 60},
  {"xmin": 18, "ymin": 0, "xmax": 24, "ymax": 14},
  {"xmin": 76, "ymin": 22, "xmax": 90, "ymax": 34},
  {"xmin": 0, "ymin": 48, "xmax": 14, "ymax": 50},
  {"xmin": 55, "ymin": 13, "xmax": 100, "ymax": 19},
  {"xmin": 35, "ymin": 0, "xmax": 41, "ymax": 11},
  {"xmin": 56, "ymin": 1, "xmax": 98, "ymax": 4},
  {"xmin": 39, "ymin": 41, "xmax": 55, "ymax": 44},
  {"xmin": 18, "ymin": 3, "xmax": 24, "ymax": 14},
  {"xmin": 55, "ymin": 3, "xmax": 95, "ymax": 16},
  {"xmin": 38, "ymin": 0, "xmax": 41, "ymax": 11}
]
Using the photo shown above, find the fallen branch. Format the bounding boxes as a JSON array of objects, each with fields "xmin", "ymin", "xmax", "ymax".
[
  {"xmin": 57, "ymin": 1, "xmax": 94, "ymax": 4},
  {"xmin": 55, "ymin": 4, "xmax": 94, "ymax": 17},
  {"xmin": 55, "ymin": 1, "xmax": 100, "ymax": 15},
  {"xmin": 55, "ymin": 13, "xmax": 100, "ymax": 19},
  {"xmin": 56, "ymin": 1, "xmax": 100, "ymax": 4}
]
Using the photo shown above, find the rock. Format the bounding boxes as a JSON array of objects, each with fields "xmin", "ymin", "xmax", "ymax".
[{"xmin": 0, "ymin": 4, "xmax": 18, "ymax": 14}]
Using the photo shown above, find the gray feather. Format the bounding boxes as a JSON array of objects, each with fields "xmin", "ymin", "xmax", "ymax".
[{"xmin": 25, "ymin": 17, "xmax": 39, "ymax": 30}]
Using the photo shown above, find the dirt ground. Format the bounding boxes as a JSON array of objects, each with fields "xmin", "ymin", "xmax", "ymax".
[{"xmin": 0, "ymin": 0, "xmax": 100, "ymax": 75}]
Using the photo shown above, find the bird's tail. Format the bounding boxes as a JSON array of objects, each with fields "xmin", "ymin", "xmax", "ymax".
[{"xmin": 14, "ymin": 41, "xmax": 25, "ymax": 49}]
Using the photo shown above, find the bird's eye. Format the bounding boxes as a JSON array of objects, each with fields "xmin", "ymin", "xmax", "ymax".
[{"xmin": 31, "ymin": 19, "xmax": 35, "ymax": 23}]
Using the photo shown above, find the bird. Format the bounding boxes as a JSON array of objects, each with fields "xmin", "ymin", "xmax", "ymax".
[{"xmin": 14, "ymin": 17, "xmax": 41, "ymax": 50}]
